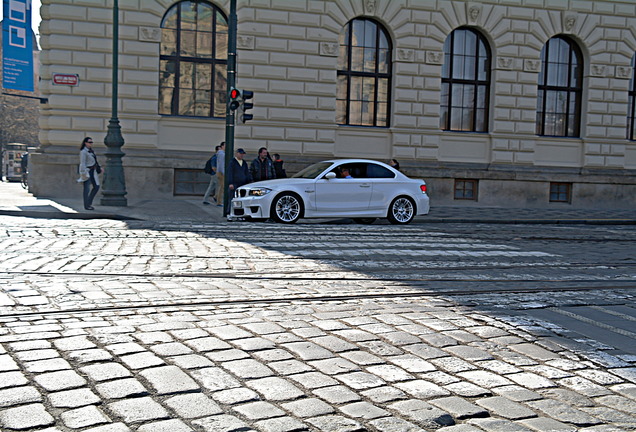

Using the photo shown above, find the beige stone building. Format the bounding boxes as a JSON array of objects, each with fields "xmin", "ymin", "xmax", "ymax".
[{"xmin": 30, "ymin": 0, "xmax": 636, "ymax": 208}]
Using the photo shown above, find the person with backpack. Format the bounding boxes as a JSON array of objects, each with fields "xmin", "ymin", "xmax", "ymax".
[{"xmin": 202, "ymin": 144, "xmax": 221, "ymax": 205}]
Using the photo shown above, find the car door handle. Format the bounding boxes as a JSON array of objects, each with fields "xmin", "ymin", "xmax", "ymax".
[{"xmin": 359, "ymin": 184, "xmax": 371, "ymax": 188}]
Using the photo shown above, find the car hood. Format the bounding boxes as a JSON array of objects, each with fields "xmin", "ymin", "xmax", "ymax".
[{"xmin": 240, "ymin": 178, "xmax": 314, "ymax": 189}]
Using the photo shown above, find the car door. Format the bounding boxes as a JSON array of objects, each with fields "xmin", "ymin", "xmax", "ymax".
[
  {"xmin": 367, "ymin": 163, "xmax": 398, "ymax": 211},
  {"xmin": 315, "ymin": 163, "xmax": 373, "ymax": 214}
]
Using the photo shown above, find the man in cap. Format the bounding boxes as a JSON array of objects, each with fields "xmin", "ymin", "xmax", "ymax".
[{"xmin": 227, "ymin": 148, "xmax": 252, "ymax": 193}]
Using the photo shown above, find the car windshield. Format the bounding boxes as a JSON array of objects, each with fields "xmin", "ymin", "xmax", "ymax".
[{"xmin": 292, "ymin": 162, "xmax": 333, "ymax": 179}]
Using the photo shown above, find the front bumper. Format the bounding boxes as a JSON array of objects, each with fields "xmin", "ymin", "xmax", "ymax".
[{"xmin": 229, "ymin": 197, "xmax": 269, "ymax": 219}]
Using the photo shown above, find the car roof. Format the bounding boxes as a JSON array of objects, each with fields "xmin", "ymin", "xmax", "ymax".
[{"xmin": 322, "ymin": 159, "xmax": 391, "ymax": 165}]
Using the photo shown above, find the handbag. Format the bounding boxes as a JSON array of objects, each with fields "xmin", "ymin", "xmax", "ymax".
[{"xmin": 95, "ymin": 163, "xmax": 102, "ymax": 174}]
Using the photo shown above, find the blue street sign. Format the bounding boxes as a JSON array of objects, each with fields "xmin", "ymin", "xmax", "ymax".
[{"xmin": 2, "ymin": 0, "xmax": 34, "ymax": 92}]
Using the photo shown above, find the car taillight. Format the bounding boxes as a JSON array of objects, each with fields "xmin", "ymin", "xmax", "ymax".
[{"xmin": 420, "ymin": 184, "xmax": 427, "ymax": 193}]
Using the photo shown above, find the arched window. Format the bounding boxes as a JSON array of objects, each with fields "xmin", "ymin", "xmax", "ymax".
[
  {"xmin": 628, "ymin": 54, "xmax": 636, "ymax": 140},
  {"xmin": 337, "ymin": 18, "xmax": 392, "ymax": 127},
  {"xmin": 159, "ymin": 1, "xmax": 228, "ymax": 117},
  {"xmin": 440, "ymin": 28, "xmax": 491, "ymax": 132},
  {"xmin": 536, "ymin": 36, "xmax": 583, "ymax": 137}
]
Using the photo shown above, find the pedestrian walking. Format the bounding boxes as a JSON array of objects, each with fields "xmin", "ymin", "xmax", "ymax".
[
  {"xmin": 228, "ymin": 148, "xmax": 251, "ymax": 193},
  {"xmin": 250, "ymin": 147, "xmax": 276, "ymax": 182},
  {"xmin": 77, "ymin": 137, "xmax": 101, "ymax": 210},
  {"xmin": 202, "ymin": 144, "xmax": 220, "ymax": 205},
  {"xmin": 215, "ymin": 142, "xmax": 226, "ymax": 207},
  {"xmin": 273, "ymin": 153, "xmax": 287, "ymax": 178}
]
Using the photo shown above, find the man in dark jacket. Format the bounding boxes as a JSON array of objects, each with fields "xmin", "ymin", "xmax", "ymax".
[
  {"xmin": 250, "ymin": 147, "xmax": 276, "ymax": 182},
  {"xmin": 228, "ymin": 148, "xmax": 252, "ymax": 193}
]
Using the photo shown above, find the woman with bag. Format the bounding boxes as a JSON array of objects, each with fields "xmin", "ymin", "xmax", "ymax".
[{"xmin": 77, "ymin": 137, "xmax": 101, "ymax": 210}]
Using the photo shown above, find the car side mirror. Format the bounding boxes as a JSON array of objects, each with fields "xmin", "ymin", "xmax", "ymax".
[{"xmin": 325, "ymin": 172, "xmax": 336, "ymax": 180}]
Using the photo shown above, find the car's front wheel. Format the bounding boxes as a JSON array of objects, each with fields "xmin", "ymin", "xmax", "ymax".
[
  {"xmin": 271, "ymin": 193, "xmax": 303, "ymax": 224},
  {"xmin": 387, "ymin": 196, "xmax": 415, "ymax": 224}
]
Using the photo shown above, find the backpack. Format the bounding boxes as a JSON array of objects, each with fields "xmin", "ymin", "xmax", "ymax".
[{"xmin": 204, "ymin": 155, "xmax": 216, "ymax": 174}]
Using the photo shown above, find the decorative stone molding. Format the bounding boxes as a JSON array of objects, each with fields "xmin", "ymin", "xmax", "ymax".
[
  {"xmin": 237, "ymin": 35, "xmax": 255, "ymax": 50},
  {"xmin": 590, "ymin": 64, "xmax": 607, "ymax": 77},
  {"xmin": 426, "ymin": 51, "xmax": 443, "ymax": 65},
  {"xmin": 616, "ymin": 66, "xmax": 631, "ymax": 79},
  {"xmin": 320, "ymin": 42, "xmax": 338, "ymax": 57},
  {"xmin": 397, "ymin": 48, "xmax": 415, "ymax": 62},
  {"xmin": 468, "ymin": 5, "xmax": 481, "ymax": 24},
  {"xmin": 497, "ymin": 57, "xmax": 514, "ymax": 70},
  {"xmin": 524, "ymin": 59, "xmax": 541, "ymax": 72},
  {"xmin": 564, "ymin": 13, "xmax": 576, "ymax": 32},
  {"xmin": 139, "ymin": 27, "xmax": 161, "ymax": 42},
  {"xmin": 365, "ymin": 0, "xmax": 376, "ymax": 14}
]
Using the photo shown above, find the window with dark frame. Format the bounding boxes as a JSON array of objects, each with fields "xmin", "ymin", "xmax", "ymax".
[
  {"xmin": 440, "ymin": 28, "xmax": 491, "ymax": 132},
  {"xmin": 159, "ymin": 1, "xmax": 228, "ymax": 118},
  {"xmin": 454, "ymin": 179, "xmax": 478, "ymax": 200},
  {"xmin": 549, "ymin": 182, "xmax": 572, "ymax": 203},
  {"xmin": 536, "ymin": 36, "xmax": 583, "ymax": 137},
  {"xmin": 337, "ymin": 18, "xmax": 392, "ymax": 127},
  {"xmin": 628, "ymin": 53, "xmax": 636, "ymax": 140},
  {"xmin": 174, "ymin": 169, "xmax": 209, "ymax": 196}
]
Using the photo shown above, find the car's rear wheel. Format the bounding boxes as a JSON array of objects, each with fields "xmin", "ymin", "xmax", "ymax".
[
  {"xmin": 271, "ymin": 193, "xmax": 303, "ymax": 224},
  {"xmin": 387, "ymin": 196, "xmax": 415, "ymax": 224},
  {"xmin": 353, "ymin": 218, "xmax": 376, "ymax": 224}
]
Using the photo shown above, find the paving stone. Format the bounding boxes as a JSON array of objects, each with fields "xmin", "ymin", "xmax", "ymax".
[
  {"xmin": 49, "ymin": 388, "xmax": 101, "ymax": 408},
  {"xmin": 54, "ymin": 336, "xmax": 97, "ymax": 351},
  {"xmin": 206, "ymin": 325, "xmax": 253, "ymax": 340},
  {"xmin": 361, "ymin": 386, "xmax": 408, "ymax": 403},
  {"xmin": 579, "ymin": 406, "xmax": 636, "ymax": 425},
  {"xmin": 137, "ymin": 419, "xmax": 193, "ymax": 432},
  {"xmin": 506, "ymin": 372, "xmax": 556, "ymax": 389},
  {"xmin": 190, "ymin": 367, "xmax": 241, "ymax": 391},
  {"xmin": 523, "ymin": 365, "xmax": 573, "ymax": 379},
  {"xmin": 169, "ymin": 328, "xmax": 208, "ymax": 340},
  {"xmin": 395, "ymin": 379, "xmax": 451, "ymax": 399},
  {"xmin": 388, "ymin": 354, "xmax": 437, "ymax": 373},
  {"xmin": 0, "ymin": 403, "xmax": 55, "ymax": 429},
  {"xmin": 546, "ymin": 359, "xmax": 589, "ymax": 371},
  {"xmin": 9, "ymin": 340, "xmax": 51, "ymax": 351},
  {"xmin": 164, "ymin": 393, "xmax": 223, "ymax": 419},
  {"xmin": 368, "ymin": 416, "xmax": 424, "ymax": 432},
  {"xmin": 458, "ymin": 370, "xmax": 514, "ymax": 388},
  {"xmin": 134, "ymin": 331, "xmax": 174, "ymax": 344},
  {"xmin": 419, "ymin": 332, "xmax": 457, "ymax": 347},
  {"xmin": 558, "ymin": 376, "xmax": 613, "ymax": 397},
  {"xmin": 0, "ymin": 386, "xmax": 42, "ymax": 407},
  {"xmin": 253, "ymin": 348, "xmax": 294, "ymax": 362},
  {"xmin": 539, "ymin": 389, "xmax": 595, "ymax": 407},
  {"xmin": 432, "ymin": 425, "xmax": 483, "ymax": 432},
  {"xmin": 431, "ymin": 356, "xmax": 476, "ymax": 373},
  {"xmin": 477, "ymin": 360, "xmax": 523, "ymax": 374},
  {"xmin": 0, "ymin": 371, "xmax": 28, "ymax": 388},
  {"xmin": 340, "ymin": 351, "xmax": 384, "ymax": 365},
  {"xmin": 281, "ymin": 397, "xmax": 335, "ymax": 418},
  {"xmin": 61, "ymin": 405, "xmax": 110, "ymax": 429},
  {"xmin": 13, "ymin": 349, "xmax": 59, "ymax": 362},
  {"xmin": 609, "ymin": 367, "xmax": 636, "ymax": 384},
  {"xmin": 169, "ymin": 354, "xmax": 214, "ymax": 369},
  {"xmin": 494, "ymin": 350, "xmax": 538, "ymax": 366},
  {"xmin": 107, "ymin": 342, "xmax": 146, "ymax": 356},
  {"xmin": 313, "ymin": 385, "xmax": 362, "ymax": 404},
  {"xmin": 149, "ymin": 342, "xmax": 193, "ymax": 356},
  {"xmin": 222, "ymin": 358, "xmax": 274, "ymax": 379},
  {"xmin": 445, "ymin": 381, "xmax": 491, "ymax": 397},
  {"xmin": 283, "ymin": 341, "xmax": 334, "ymax": 360},
  {"xmin": 445, "ymin": 345, "xmax": 494, "ymax": 361},
  {"xmin": 467, "ymin": 417, "xmax": 534, "ymax": 431},
  {"xmin": 305, "ymin": 415, "xmax": 364, "ymax": 432},
  {"xmin": 429, "ymin": 396, "xmax": 489, "ymax": 419},
  {"xmin": 421, "ymin": 371, "xmax": 461, "ymax": 385},
  {"xmin": 95, "ymin": 378, "xmax": 148, "ymax": 399},
  {"xmin": 139, "ymin": 365, "xmax": 199, "ymax": 395},
  {"xmin": 231, "ymin": 337, "xmax": 277, "ymax": 351},
  {"xmin": 24, "ymin": 357, "xmax": 71, "ymax": 373},
  {"xmin": 212, "ymin": 388, "xmax": 260, "ymax": 405},
  {"xmin": 83, "ymin": 423, "xmax": 131, "ymax": 432},
  {"xmin": 192, "ymin": 414, "xmax": 251, "ymax": 431},
  {"xmin": 611, "ymin": 383, "xmax": 636, "ymax": 401},
  {"xmin": 576, "ymin": 369, "xmax": 624, "ymax": 385},
  {"xmin": 360, "ymin": 340, "xmax": 405, "ymax": 356},
  {"xmin": 518, "ymin": 416, "xmax": 577, "ymax": 431},
  {"xmin": 108, "ymin": 396, "xmax": 170, "ymax": 423},
  {"xmin": 336, "ymin": 371, "xmax": 386, "ymax": 390},
  {"xmin": 490, "ymin": 385, "xmax": 542, "ymax": 402},
  {"xmin": 339, "ymin": 401, "xmax": 388, "ymax": 419},
  {"xmin": 309, "ymin": 358, "xmax": 360, "ymax": 375},
  {"xmin": 34, "ymin": 370, "xmax": 87, "ymax": 391},
  {"xmin": 476, "ymin": 396, "xmax": 537, "ymax": 420},
  {"xmin": 81, "ymin": 363, "xmax": 132, "ymax": 382},
  {"xmin": 205, "ymin": 349, "xmax": 250, "ymax": 362},
  {"xmin": 235, "ymin": 401, "xmax": 288, "ymax": 420},
  {"xmin": 246, "ymin": 376, "xmax": 305, "ymax": 401},
  {"xmin": 67, "ymin": 349, "xmax": 113, "ymax": 364},
  {"xmin": 255, "ymin": 416, "xmax": 308, "ymax": 432},
  {"xmin": 388, "ymin": 399, "xmax": 455, "ymax": 428},
  {"xmin": 0, "ymin": 354, "xmax": 20, "ymax": 371},
  {"xmin": 526, "ymin": 399, "xmax": 603, "ymax": 426},
  {"xmin": 509, "ymin": 343, "xmax": 561, "ymax": 361},
  {"xmin": 262, "ymin": 332, "xmax": 303, "ymax": 344},
  {"xmin": 268, "ymin": 359, "xmax": 313, "ymax": 375},
  {"xmin": 120, "ymin": 352, "xmax": 165, "ymax": 369},
  {"xmin": 241, "ymin": 322, "xmax": 286, "ymax": 335},
  {"xmin": 366, "ymin": 364, "xmax": 415, "ymax": 382},
  {"xmin": 288, "ymin": 371, "xmax": 339, "ymax": 389}
]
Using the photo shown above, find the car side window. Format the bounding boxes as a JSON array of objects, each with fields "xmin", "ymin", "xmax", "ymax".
[{"xmin": 366, "ymin": 163, "xmax": 395, "ymax": 178}]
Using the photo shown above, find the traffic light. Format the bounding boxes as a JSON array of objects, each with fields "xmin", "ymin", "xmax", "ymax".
[
  {"xmin": 241, "ymin": 90, "xmax": 254, "ymax": 123},
  {"xmin": 229, "ymin": 87, "xmax": 241, "ymax": 111}
]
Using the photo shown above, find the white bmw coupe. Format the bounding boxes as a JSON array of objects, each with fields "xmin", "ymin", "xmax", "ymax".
[{"xmin": 229, "ymin": 159, "xmax": 430, "ymax": 224}]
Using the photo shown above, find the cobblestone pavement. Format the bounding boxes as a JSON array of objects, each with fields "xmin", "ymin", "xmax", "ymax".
[{"xmin": 0, "ymin": 215, "xmax": 635, "ymax": 431}]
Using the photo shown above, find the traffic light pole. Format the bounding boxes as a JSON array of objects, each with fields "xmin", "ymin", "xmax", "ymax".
[{"xmin": 223, "ymin": 0, "xmax": 237, "ymax": 217}]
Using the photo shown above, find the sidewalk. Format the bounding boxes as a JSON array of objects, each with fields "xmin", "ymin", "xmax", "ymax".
[{"xmin": 1, "ymin": 181, "xmax": 635, "ymax": 224}]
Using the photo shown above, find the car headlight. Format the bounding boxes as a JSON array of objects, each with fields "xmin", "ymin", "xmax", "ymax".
[{"xmin": 248, "ymin": 187, "xmax": 272, "ymax": 197}]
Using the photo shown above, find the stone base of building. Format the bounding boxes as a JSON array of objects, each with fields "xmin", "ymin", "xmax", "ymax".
[{"xmin": 28, "ymin": 146, "xmax": 636, "ymax": 210}]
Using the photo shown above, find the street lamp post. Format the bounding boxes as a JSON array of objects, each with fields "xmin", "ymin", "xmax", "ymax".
[
  {"xmin": 222, "ymin": 0, "xmax": 237, "ymax": 216},
  {"xmin": 100, "ymin": 0, "xmax": 127, "ymax": 206}
]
